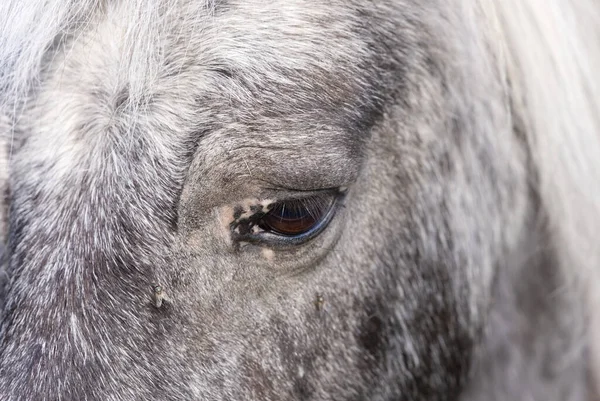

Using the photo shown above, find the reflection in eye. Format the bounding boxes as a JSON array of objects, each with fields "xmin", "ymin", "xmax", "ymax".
[{"xmin": 259, "ymin": 195, "xmax": 333, "ymax": 236}]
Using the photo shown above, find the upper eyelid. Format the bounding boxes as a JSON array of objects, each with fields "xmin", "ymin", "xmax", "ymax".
[
  {"xmin": 259, "ymin": 184, "xmax": 342, "ymax": 194},
  {"xmin": 255, "ymin": 186, "xmax": 347, "ymax": 203},
  {"xmin": 190, "ymin": 135, "xmax": 360, "ymax": 194}
]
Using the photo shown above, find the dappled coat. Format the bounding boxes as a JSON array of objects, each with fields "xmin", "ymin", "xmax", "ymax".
[{"xmin": 0, "ymin": 1, "xmax": 599, "ymax": 400}]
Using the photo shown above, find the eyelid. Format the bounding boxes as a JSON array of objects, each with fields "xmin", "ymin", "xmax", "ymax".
[{"xmin": 257, "ymin": 185, "xmax": 346, "ymax": 199}]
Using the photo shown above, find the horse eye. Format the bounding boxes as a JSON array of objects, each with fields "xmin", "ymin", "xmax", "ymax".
[
  {"xmin": 231, "ymin": 192, "xmax": 340, "ymax": 246},
  {"xmin": 259, "ymin": 198, "xmax": 326, "ymax": 236}
]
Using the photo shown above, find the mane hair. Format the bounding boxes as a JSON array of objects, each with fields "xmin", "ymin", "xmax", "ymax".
[{"xmin": 492, "ymin": 0, "xmax": 600, "ymax": 381}]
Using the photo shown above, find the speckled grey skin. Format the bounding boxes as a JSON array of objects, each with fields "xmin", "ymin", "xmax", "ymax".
[{"xmin": 0, "ymin": 1, "xmax": 599, "ymax": 400}]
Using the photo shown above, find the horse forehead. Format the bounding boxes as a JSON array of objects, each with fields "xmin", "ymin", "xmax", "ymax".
[
  {"xmin": 16, "ymin": 0, "xmax": 378, "ymax": 198},
  {"xmin": 37, "ymin": 0, "xmax": 374, "ymax": 143},
  {"xmin": 74, "ymin": 0, "xmax": 371, "ymax": 94}
]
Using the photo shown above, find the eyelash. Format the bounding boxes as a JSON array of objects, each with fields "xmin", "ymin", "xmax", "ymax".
[{"xmin": 230, "ymin": 192, "xmax": 340, "ymax": 246}]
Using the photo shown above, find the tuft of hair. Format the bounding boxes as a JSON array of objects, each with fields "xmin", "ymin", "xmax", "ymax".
[
  {"xmin": 0, "ymin": 0, "xmax": 218, "ymax": 113},
  {"xmin": 0, "ymin": 0, "xmax": 215, "ymax": 240}
]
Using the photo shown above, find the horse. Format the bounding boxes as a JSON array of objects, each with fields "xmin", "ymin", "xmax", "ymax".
[{"xmin": 0, "ymin": 0, "xmax": 599, "ymax": 399}]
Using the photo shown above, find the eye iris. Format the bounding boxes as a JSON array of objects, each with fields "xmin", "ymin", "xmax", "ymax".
[{"xmin": 260, "ymin": 201, "xmax": 320, "ymax": 236}]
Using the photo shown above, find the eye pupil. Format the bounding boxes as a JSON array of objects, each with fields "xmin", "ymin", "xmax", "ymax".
[{"xmin": 259, "ymin": 199, "xmax": 323, "ymax": 236}]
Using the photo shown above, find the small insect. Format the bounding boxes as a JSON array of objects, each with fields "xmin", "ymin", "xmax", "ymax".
[
  {"xmin": 151, "ymin": 284, "xmax": 167, "ymax": 308},
  {"xmin": 314, "ymin": 293, "xmax": 325, "ymax": 312}
]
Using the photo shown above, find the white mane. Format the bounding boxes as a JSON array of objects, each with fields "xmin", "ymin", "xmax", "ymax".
[{"xmin": 493, "ymin": 0, "xmax": 600, "ymax": 381}]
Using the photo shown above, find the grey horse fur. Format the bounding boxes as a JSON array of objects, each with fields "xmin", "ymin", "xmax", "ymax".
[{"xmin": 0, "ymin": 0, "xmax": 599, "ymax": 400}]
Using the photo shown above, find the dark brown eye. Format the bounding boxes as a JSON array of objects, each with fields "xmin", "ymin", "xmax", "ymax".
[
  {"xmin": 259, "ymin": 195, "xmax": 335, "ymax": 237},
  {"xmin": 230, "ymin": 192, "xmax": 340, "ymax": 246}
]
